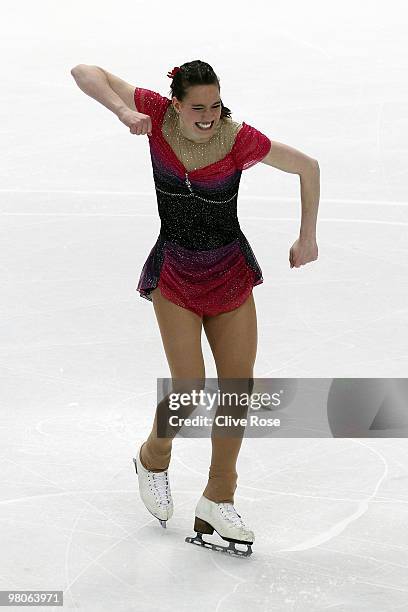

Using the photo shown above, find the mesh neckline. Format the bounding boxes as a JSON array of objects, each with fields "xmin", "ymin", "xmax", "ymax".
[
  {"xmin": 157, "ymin": 98, "xmax": 245, "ymax": 176},
  {"xmin": 167, "ymin": 103, "xmax": 223, "ymax": 145}
]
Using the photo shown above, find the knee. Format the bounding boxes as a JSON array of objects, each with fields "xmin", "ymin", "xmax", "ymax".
[
  {"xmin": 217, "ymin": 375, "xmax": 254, "ymax": 396},
  {"xmin": 171, "ymin": 376, "xmax": 206, "ymax": 395},
  {"xmin": 215, "ymin": 375, "xmax": 254, "ymax": 419}
]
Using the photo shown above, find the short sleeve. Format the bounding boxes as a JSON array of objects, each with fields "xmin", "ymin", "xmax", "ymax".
[
  {"xmin": 232, "ymin": 122, "xmax": 271, "ymax": 171},
  {"xmin": 134, "ymin": 87, "xmax": 170, "ymax": 126}
]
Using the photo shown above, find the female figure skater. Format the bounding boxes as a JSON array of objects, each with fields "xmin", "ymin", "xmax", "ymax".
[{"xmin": 71, "ymin": 60, "xmax": 320, "ymax": 556}]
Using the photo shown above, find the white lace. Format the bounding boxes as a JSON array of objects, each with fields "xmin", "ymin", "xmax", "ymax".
[
  {"xmin": 148, "ymin": 471, "xmax": 171, "ymax": 506},
  {"xmin": 218, "ymin": 503, "xmax": 246, "ymax": 528}
]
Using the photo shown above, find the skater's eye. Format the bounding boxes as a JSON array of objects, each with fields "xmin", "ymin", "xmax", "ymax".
[{"xmin": 192, "ymin": 102, "xmax": 222, "ymax": 110}]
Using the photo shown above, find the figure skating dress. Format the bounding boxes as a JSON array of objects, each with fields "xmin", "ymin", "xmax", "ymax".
[{"xmin": 135, "ymin": 87, "xmax": 271, "ymax": 317}]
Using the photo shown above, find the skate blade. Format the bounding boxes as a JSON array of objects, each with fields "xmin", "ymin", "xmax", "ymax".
[
  {"xmin": 144, "ymin": 505, "xmax": 170, "ymax": 528},
  {"xmin": 185, "ymin": 533, "xmax": 253, "ymax": 557}
]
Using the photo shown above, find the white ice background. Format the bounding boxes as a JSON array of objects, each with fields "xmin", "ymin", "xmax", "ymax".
[{"xmin": 1, "ymin": 1, "xmax": 408, "ymax": 610}]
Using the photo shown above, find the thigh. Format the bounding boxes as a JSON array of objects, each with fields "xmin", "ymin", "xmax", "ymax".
[
  {"xmin": 150, "ymin": 286, "xmax": 206, "ymax": 380},
  {"xmin": 202, "ymin": 291, "xmax": 258, "ymax": 378}
]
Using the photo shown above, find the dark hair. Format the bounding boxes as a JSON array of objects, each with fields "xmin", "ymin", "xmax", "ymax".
[{"xmin": 168, "ymin": 60, "xmax": 232, "ymax": 119}]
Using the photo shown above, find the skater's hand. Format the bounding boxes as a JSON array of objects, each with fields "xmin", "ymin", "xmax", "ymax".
[
  {"xmin": 289, "ymin": 237, "xmax": 318, "ymax": 268},
  {"xmin": 117, "ymin": 108, "xmax": 152, "ymax": 137}
]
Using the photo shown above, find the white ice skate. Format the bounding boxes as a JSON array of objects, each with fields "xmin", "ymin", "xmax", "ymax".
[
  {"xmin": 132, "ymin": 444, "xmax": 173, "ymax": 528},
  {"xmin": 185, "ymin": 495, "xmax": 254, "ymax": 557}
]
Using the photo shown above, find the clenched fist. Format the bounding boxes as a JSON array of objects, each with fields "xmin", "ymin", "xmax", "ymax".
[
  {"xmin": 118, "ymin": 108, "xmax": 152, "ymax": 136},
  {"xmin": 289, "ymin": 237, "xmax": 318, "ymax": 269}
]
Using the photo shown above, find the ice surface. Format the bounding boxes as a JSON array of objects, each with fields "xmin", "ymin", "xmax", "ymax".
[{"xmin": 1, "ymin": 1, "xmax": 407, "ymax": 610}]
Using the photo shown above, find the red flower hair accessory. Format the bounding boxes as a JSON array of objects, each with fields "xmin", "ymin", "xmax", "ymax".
[{"xmin": 167, "ymin": 66, "xmax": 181, "ymax": 79}]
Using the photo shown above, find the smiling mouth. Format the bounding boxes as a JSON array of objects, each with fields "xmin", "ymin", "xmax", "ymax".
[{"xmin": 195, "ymin": 121, "xmax": 214, "ymax": 130}]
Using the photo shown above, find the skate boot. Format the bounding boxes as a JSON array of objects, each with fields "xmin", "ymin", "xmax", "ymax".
[
  {"xmin": 185, "ymin": 495, "xmax": 254, "ymax": 557},
  {"xmin": 132, "ymin": 444, "xmax": 173, "ymax": 528}
]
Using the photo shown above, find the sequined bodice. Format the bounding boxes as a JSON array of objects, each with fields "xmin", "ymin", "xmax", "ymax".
[
  {"xmin": 133, "ymin": 87, "xmax": 271, "ymax": 249},
  {"xmin": 161, "ymin": 104, "xmax": 243, "ymax": 173}
]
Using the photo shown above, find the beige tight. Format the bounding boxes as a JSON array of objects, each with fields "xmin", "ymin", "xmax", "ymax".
[{"xmin": 140, "ymin": 285, "xmax": 258, "ymax": 504}]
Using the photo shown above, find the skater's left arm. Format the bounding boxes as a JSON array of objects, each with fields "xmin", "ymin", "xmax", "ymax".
[{"xmin": 260, "ymin": 141, "xmax": 320, "ymax": 269}]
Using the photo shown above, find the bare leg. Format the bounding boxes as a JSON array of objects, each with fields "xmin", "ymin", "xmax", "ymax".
[
  {"xmin": 201, "ymin": 292, "xmax": 258, "ymax": 503},
  {"xmin": 140, "ymin": 286, "xmax": 206, "ymax": 471}
]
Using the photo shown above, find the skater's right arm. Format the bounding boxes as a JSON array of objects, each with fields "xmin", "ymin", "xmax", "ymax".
[{"xmin": 70, "ymin": 64, "xmax": 152, "ymax": 136}]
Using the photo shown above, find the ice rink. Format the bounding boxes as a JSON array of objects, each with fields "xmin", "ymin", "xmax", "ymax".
[{"xmin": 1, "ymin": 1, "xmax": 408, "ymax": 610}]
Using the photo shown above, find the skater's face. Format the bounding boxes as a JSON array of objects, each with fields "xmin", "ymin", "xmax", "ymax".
[{"xmin": 172, "ymin": 84, "xmax": 222, "ymax": 142}]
